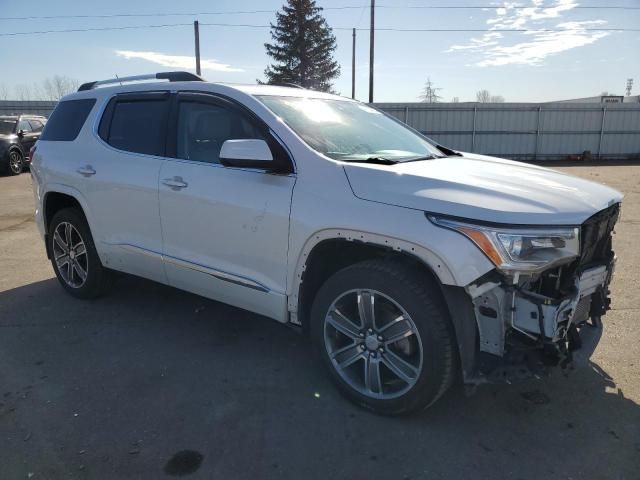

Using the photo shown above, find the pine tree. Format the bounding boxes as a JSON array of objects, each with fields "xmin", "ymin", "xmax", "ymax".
[{"xmin": 264, "ymin": 0, "xmax": 340, "ymax": 92}]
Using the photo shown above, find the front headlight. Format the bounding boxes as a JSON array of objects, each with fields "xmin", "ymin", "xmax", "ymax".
[{"xmin": 429, "ymin": 215, "xmax": 580, "ymax": 273}]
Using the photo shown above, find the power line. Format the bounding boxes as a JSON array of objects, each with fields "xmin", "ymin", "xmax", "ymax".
[
  {"xmin": 379, "ymin": 4, "xmax": 640, "ymax": 9},
  {"xmin": 360, "ymin": 27, "xmax": 640, "ymax": 32},
  {"xmin": 0, "ymin": 23, "xmax": 638, "ymax": 37},
  {"xmin": 0, "ymin": 7, "xmax": 362, "ymax": 20},
  {"xmin": 0, "ymin": 23, "xmax": 192, "ymax": 36},
  {"xmin": 1, "ymin": 4, "xmax": 639, "ymax": 20}
]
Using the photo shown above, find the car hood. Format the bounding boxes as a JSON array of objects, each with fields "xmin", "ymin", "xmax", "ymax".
[{"xmin": 343, "ymin": 152, "xmax": 623, "ymax": 225}]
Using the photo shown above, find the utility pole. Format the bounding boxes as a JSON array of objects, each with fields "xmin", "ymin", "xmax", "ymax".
[
  {"xmin": 352, "ymin": 28, "xmax": 356, "ymax": 99},
  {"xmin": 626, "ymin": 78, "xmax": 634, "ymax": 97},
  {"xmin": 368, "ymin": 0, "xmax": 375, "ymax": 103},
  {"xmin": 194, "ymin": 20, "xmax": 201, "ymax": 76}
]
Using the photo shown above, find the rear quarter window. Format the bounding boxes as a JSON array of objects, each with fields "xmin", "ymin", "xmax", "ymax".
[{"xmin": 40, "ymin": 99, "xmax": 96, "ymax": 141}]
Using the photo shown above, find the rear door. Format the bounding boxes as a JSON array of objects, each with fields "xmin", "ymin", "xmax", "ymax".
[
  {"xmin": 78, "ymin": 91, "xmax": 170, "ymax": 283},
  {"xmin": 158, "ymin": 92, "xmax": 296, "ymax": 321}
]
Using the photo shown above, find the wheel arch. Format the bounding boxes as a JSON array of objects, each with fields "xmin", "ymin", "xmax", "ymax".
[
  {"xmin": 290, "ymin": 229, "xmax": 458, "ymax": 324},
  {"xmin": 42, "ymin": 187, "xmax": 95, "ymax": 259},
  {"xmin": 290, "ymin": 229, "xmax": 479, "ymax": 382},
  {"xmin": 8, "ymin": 144, "xmax": 24, "ymax": 156}
]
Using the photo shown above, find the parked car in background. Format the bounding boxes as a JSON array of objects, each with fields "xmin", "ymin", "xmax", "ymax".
[
  {"xmin": 0, "ymin": 114, "xmax": 47, "ymax": 175},
  {"xmin": 31, "ymin": 72, "xmax": 623, "ymax": 415}
]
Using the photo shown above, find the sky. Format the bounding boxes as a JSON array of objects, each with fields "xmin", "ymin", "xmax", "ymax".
[{"xmin": 0, "ymin": 0, "xmax": 638, "ymax": 102}]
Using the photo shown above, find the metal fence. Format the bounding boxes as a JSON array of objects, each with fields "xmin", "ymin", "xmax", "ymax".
[
  {"xmin": 0, "ymin": 100, "xmax": 57, "ymax": 118},
  {"xmin": 374, "ymin": 102, "xmax": 640, "ymax": 161}
]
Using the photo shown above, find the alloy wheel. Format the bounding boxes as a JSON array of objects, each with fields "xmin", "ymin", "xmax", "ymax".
[
  {"xmin": 52, "ymin": 222, "xmax": 89, "ymax": 288},
  {"xmin": 323, "ymin": 289, "xmax": 423, "ymax": 400},
  {"xmin": 9, "ymin": 151, "xmax": 23, "ymax": 174}
]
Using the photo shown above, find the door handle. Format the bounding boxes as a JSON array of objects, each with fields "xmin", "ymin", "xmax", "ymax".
[
  {"xmin": 76, "ymin": 166, "xmax": 96, "ymax": 177},
  {"xmin": 162, "ymin": 177, "xmax": 189, "ymax": 190}
]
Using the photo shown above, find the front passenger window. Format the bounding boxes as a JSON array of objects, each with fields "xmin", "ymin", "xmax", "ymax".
[
  {"xmin": 18, "ymin": 120, "xmax": 32, "ymax": 133},
  {"xmin": 176, "ymin": 101, "xmax": 267, "ymax": 164},
  {"xmin": 29, "ymin": 120, "xmax": 44, "ymax": 132}
]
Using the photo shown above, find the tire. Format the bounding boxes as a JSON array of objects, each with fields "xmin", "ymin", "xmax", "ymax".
[
  {"xmin": 310, "ymin": 260, "xmax": 456, "ymax": 415},
  {"xmin": 3, "ymin": 149, "xmax": 24, "ymax": 176},
  {"xmin": 48, "ymin": 208, "xmax": 111, "ymax": 299}
]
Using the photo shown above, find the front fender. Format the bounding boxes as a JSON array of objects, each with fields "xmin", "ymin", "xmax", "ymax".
[{"xmin": 287, "ymin": 228, "xmax": 459, "ymax": 316}]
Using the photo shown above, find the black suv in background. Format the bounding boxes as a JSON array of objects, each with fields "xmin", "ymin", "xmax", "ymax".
[{"xmin": 0, "ymin": 115, "xmax": 47, "ymax": 175}]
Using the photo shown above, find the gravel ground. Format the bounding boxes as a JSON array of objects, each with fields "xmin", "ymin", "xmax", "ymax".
[{"xmin": 0, "ymin": 165, "xmax": 638, "ymax": 480}]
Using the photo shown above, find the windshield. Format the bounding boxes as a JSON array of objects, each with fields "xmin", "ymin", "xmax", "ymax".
[
  {"xmin": 257, "ymin": 96, "xmax": 443, "ymax": 162},
  {"xmin": 0, "ymin": 120, "xmax": 15, "ymax": 135}
]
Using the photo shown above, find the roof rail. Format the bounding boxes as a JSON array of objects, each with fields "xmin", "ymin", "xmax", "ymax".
[{"xmin": 77, "ymin": 71, "xmax": 205, "ymax": 92}]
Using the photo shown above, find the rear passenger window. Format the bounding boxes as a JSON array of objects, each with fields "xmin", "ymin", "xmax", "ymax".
[
  {"xmin": 41, "ymin": 99, "xmax": 96, "ymax": 141},
  {"xmin": 104, "ymin": 99, "xmax": 168, "ymax": 156}
]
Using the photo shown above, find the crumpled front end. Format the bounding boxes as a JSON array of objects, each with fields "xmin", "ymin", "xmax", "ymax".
[{"xmin": 465, "ymin": 203, "xmax": 620, "ymax": 384}]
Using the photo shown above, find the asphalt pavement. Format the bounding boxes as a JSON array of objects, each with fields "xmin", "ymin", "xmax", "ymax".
[{"xmin": 1, "ymin": 165, "xmax": 638, "ymax": 480}]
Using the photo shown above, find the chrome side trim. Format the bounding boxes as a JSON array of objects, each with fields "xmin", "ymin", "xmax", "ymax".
[
  {"xmin": 117, "ymin": 243, "xmax": 163, "ymax": 260},
  {"xmin": 162, "ymin": 255, "xmax": 269, "ymax": 292},
  {"xmin": 104, "ymin": 242, "xmax": 269, "ymax": 293},
  {"xmin": 161, "ymin": 156, "xmax": 295, "ymax": 177}
]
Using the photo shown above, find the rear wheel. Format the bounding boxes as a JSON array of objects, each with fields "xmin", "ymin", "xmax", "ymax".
[
  {"xmin": 310, "ymin": 260, "xmax": 455, "ymax": 415},
  {"xmin": 49, "ymin": 208, "xmax": 111, "ymax": 299}
]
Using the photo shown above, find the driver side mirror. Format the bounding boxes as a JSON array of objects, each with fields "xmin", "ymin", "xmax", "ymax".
[
  {"xmin": 219, "ymin": 139, "xmax": 274, "ymax": 169},
  {"xmin": 17, "ymin": 129, "xmax": 25, "ymax": 137}
]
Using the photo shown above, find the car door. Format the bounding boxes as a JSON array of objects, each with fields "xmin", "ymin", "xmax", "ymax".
[
  {"xmin": 77, "ymin": 91, "xmax": 170, "ymax": 284},
  {"xmin": 158, "ymin": 92, "xmax": 296, "ymax": 321},
  {"xmin": 26, "ymin": 119, "xmax": 45, "ymax": 159},
  {"xmin": 17, "ymin": 119, "xmax": 37, "ymax": 154}
]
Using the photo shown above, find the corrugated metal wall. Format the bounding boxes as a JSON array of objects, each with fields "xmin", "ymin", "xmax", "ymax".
[
  {"xmin": 374, "ymin": 102, "xmax": 640, "ymax": 161},
  {"xmin": 0, "ymin": 101, "xmax": 57, "ymax": 117}
]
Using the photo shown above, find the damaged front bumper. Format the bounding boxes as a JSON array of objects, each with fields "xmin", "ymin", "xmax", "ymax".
[
  {"xmin": 462, "ymin": 204, "xmax": 620, "ymax": 385},
  {"xmin": 467, "ymin": 262, "xmax": 613, "ymax": 384}
]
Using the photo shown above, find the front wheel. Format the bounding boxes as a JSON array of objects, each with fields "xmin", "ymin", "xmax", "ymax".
[
  {"xmin": 310, "ymin": 260, "xmax": 456, "ymax": 415},
  {"xmin": 49, "ymin": 208, "xmax": 111, "ymax": 299},
  {"xmin": 4, "ymin": 149, "xmax": 24, "ymax": 175}
]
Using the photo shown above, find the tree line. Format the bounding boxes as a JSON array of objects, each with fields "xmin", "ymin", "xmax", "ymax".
[
  {"xmin": 420, "ymin": 78, "xmax": 505, "ymax": 103},
  {"xmin": 0, "ymin": 76, "xmax": 80, "ymax": 102}
]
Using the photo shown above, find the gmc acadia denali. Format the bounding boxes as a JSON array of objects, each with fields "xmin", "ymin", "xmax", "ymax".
[{"xmin": 31, "ymin": 72, "xmax": 623, "ymax": 415}]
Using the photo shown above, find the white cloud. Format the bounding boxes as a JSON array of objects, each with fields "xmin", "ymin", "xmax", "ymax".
[
  {"xmin": 446, "ymin": 1, "xmax": 610, "ymax": 67},
  {"xmin": 115, "ymin": 50, "xmax": 243, "ymax": 72},
  {"xmin": 448, "ymin": 32, "xmax": 503, "ymax": 51}
]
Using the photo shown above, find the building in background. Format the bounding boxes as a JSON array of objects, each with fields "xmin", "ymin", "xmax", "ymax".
[{"xmin": 552, "ymin": 95, "xmax": 639, "ymax": 104}]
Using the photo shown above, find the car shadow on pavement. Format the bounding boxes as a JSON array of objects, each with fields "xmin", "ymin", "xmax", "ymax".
[{"xmin": 0, "ymin": 276, "xmax": 638, "ymax": 480}]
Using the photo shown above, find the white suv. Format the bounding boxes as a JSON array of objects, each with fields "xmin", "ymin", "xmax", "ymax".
[{"xmin": 31, "ymin": 72, "xmax": 623, "ymax": 415}]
